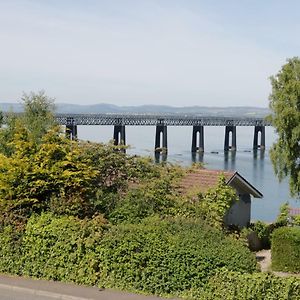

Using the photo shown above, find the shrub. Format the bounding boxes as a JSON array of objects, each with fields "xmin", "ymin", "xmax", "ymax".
[
  {"xmin": 173, "ymin": 176, "xmax": 238, "ymax": 229},
  {"xmin": 98, "ymin": 217, "xmax": 257, "ymax": 295},
  {"xmin": 108, "ymin": 162, "xmax": 184, "ymax": 224},
  {"xmin": 183, "ymin": 268, "xmax": 300, "ymax": 300},
  {"xmin": 0, "ymin": 225, "xmax": 23, "ymax": 274},
  {"xmin": 20, "ymin": 213, "xmax": 107, "ymax": 285},
  {"xmin": 109, "ymin": 178, "xmax": 176, "ymax": 224},
  {"xmin": 0, "ymin": 127, "xmax": 145, "ymax": 225},
  {"xmin": 293, "ymin": 215, "xmax": 300, "ymax": 226},
  {"xmin": 246, "ymin": 221, "xmax": 273, "ymax": 250},
  {"xmin": 272, "ymin": 226, "xmax": 300, "ymax": 272},
  {"xmin": 275, "ymin": 202, "xmax": 290, "ymax": 226}
]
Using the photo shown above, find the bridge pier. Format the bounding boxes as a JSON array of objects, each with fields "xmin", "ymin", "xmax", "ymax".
[
  {"xmin": 224, "ymin": 125, "xmax": 236, "ymax": 151},
  {"xmin": 253, "ymin": 126, "xmax": 265, "ymax": 150},
  {"xmin": 66, "ymin": 117, "xmax": 77, "ymax": 140},
  {"xmin": 113, "ymin": 125, "xmax": 126, "ymax": 152},
  {"xmin": 155, "ymin": 125, "xmax": 168, "ymax": 153},
  {"xmin": 155, "ymin": 152, "xmax": 167, "ymax": 163},
  {"xmin": 191, "ymin": 125, "xmax": 204, "ymax": 152},
  {"xmin": 66, "ymin": 125, "xmax": 78, "ymax": 140}
]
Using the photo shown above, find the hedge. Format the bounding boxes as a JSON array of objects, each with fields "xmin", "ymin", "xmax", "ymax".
[
  {"xmin": 272, "ymin": 226, "xmax": 300, "ymax": 272},
  {"xmin": 182, "ymin": 268, "xmax": 300, "ymax": 300},
  {"xmin": 98, "ymin": 217, "xmax": 257, "ymax": 295},
  {"xmin": 0, "ymin": 214, "xmax": 257, "ymax": 297},
  {"xmin": 0, "ymin": 225, "xmax": 23, "ymax": 274},
  {"xmin": 0, "ymin": 213, "xmax": 108, "ymax": 285}
]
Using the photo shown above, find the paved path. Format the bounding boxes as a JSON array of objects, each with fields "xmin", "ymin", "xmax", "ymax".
[
  {"xmin": 256, "ymin": 249, "xmax": 271, "ymax": 272},
  {"xmin": 0, "ymin": 274, "xmax": 174, "ymax": 300},
  {"xmin": 256, "ymin": 250, "xmax": 300, "ymax": 277}
]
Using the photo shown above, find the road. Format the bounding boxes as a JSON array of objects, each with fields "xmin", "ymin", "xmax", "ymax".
[
  {"xmin": 0, "ymin": 274, "xmax": 174, "ymax": 300},
  {"xmin": 0, "ymin": 287, "xmax": 55, "ymax": 300}
]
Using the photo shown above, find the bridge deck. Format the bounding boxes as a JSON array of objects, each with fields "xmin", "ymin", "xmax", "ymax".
[
  {"xmin": 2, "ymin": 113, "xmax": 270, "ymax": 126},
  {"xmin": 53, "ymin": 114, "xmax": 270, "ymax": 126}
]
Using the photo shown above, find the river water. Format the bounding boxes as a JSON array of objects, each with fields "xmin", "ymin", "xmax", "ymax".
[{"xmin": 77, "ymin": 125, "xmax": 300, "ymax": 222}]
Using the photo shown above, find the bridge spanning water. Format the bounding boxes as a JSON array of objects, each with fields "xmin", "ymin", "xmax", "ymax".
[
  {"xmin": 54, "ymin": 113, "xmax": 271, "ymax": 153},
  {"xmin": 3, "ymin": 113, "xmax": 271, "ymax": 153}
]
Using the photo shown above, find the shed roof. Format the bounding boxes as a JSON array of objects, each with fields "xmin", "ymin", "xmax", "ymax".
[{"xmin": 179, "ymin": 169, "xmax": 263, "ymax": 198}]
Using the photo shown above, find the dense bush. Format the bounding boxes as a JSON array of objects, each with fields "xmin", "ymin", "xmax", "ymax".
[
  {"xmin": 0, "ymin": 127, "xmax": 149, "ymax": 225},
  {"xmin": 20, "ymin": 213, "xmax": 107, "ymax": 284},
  {"xmin": 98, "ymin": 217, "xmax": 257, "ymax": 295},
  {"xmin": 243, "ymin": 221, "xmax": 274, "ymax": 250},
  {"xmin": 272, "ymin": 226, "xmax": 300, "ymax": 272},
  {"xmin": 0, "ymin": 215, "xmax": 257, "ymax": 296},
  {"xmin": 109, "ymin": 177, "xmax": 177, "ymax": 224},
  {"xmin": 0, "ymin": 225, "xmax": 23, "ymax": 274},
  {"xmin": 183, "ymin": 268, "xmax": 300, "ymax": 300}
]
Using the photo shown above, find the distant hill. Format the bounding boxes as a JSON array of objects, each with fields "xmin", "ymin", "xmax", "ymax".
[{"xmin": 0, "ymin": 103, "xmax": 271, "ymax": 117}]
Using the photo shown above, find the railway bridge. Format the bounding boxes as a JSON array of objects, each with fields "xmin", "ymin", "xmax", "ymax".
[{"xmin": 53, "ymin": 114, "xmax": 271, "ymax": 153}]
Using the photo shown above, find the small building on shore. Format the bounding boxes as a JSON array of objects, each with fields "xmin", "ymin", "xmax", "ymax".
[{"xmin": 179, "ymin": 169, "xmax": 263, "ymax": 228}]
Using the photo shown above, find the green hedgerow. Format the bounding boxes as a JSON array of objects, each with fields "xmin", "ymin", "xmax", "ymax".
[
  {"xmin": 98, "ymin": 217, "xmax": 257, "ymax": 295},
  {"xmin": 183, "ymin": 268, "xmax": 300, "ymax": 300},
  {"xmin": 272, "ymin": 226, "xmax": 300, "ymax": 273}
]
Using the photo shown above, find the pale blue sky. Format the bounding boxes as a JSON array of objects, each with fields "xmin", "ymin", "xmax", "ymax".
[{"xmin": 0, "ymin": 0, "xmax": 299, "ymax": 107}]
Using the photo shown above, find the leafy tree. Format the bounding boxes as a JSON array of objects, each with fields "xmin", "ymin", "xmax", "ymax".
[
  {"xmin": 269, "ymin": 57, "xmax": 300, "ymax": 197},
  {"xmin": 0, "ymin": 124, "xmax": 150, "ymax": 226},
  {"xmin": 0, "ymin": 91, "xmax": 56, "ymax": 156},
  {"xmin": 21, "ymin": 91, "xmax": 56, "ymax": 143}
]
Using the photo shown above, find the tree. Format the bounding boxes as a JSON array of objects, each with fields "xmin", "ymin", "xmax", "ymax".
[
  {"xmin": 0, "ymin": 91, "xmax": 56, "ymax": 156},
  {"xmin": 21, "ymin": 91, "xmax": 56, "ymax": 143},
  {"xmin": 269, "ymin": 57, "xmax": 300, "ymax": 197}
]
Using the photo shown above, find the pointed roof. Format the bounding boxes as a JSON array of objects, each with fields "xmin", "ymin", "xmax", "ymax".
[{"xmin": 179, "ymin": 169, "xmax": 263, "ymax": 198}]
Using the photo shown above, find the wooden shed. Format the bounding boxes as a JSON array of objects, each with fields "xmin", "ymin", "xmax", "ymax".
[{"xmin": 179, "ymin": 169, "xmax": 263, "ymax": 228}]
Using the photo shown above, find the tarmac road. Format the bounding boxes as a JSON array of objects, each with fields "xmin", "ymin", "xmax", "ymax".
[
  {"xmin": 0, "ymin": 287, "xmax": 55, "ymax": 300},
  {"xmin": 0, "ymin": 274, "xmax": 174, "ymax": 300}
]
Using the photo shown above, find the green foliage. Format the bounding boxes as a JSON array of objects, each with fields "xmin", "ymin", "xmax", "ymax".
[
  {"xmin": 0, "ymin": 91, "xmax": 56, "ymax": 157},
  {"xmin": 183, "ymin": 268, "xmax": 300, "ymax": 300},
  {"xmin": 175, "ymin": 176, "xmax": 238, "ymax": 229},
  {"xmin": 247, "ymin": 221, "xmax": 273, "ymax": 249},
  {"xmin": 199, "ymin": 176, "xmax": 237, "ymax": 228},
  {"xmin": 0, "ymin": 225, "xmax": 23, "ymax": 274},
  {"xmin": 21, "ymin": 91, "xmax": 56, "ymax": 143},
  {"xmin": 109, "ymin": 165, "xmax": 181, "ymax": 224},
  {"xmin": 293, "ymin": 215, "xmax": 300, "ymax": 226},
  {"xmin": 276, "ymin": 202, "xmax": 290, "ymax": 226},
  {"xmin": 0, "ymin": 215, "xmax": 257, "ymax": 297},
  {"xmin": 0, "ymin": 127, "xmax": 141, "ymax": 225},
  {"xmin": 98, "ymin": 217, "xmax": 257, "ymax": 295},
  {"xmin": 269, "ymin": 57, "xmax": 300, "ymax": 197},
  {"xmin": 271, "ymin": 226, "xmax": 300, "ymax": 273},
  {"xmin": 21, "ymin": 213, "xmax": 107, "ymax": 285}
]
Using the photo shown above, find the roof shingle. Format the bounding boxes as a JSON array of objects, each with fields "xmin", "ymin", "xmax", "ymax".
[{"xmin": 179, "ymin": 169, "xmax": 235, "ymax": 194}]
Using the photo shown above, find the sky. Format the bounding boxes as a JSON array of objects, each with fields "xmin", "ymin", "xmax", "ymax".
[{"xmin": 0, "ymin": 0, "xmax": 299, "ymax": 107}]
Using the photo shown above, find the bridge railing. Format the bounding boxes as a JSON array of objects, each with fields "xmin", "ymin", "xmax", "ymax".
[{"xmin": 53, "ymin": 113, "xmax": 271, "ymax": 126}]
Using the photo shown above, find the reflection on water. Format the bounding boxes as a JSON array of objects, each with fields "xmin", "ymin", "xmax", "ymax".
[
  {"xmin": 224, "ymin": 151, "xmax": 236, "ymax": 170},
  {"xmin": 191, "ymin": 152, "xmax": 204, "ymax": 164}
]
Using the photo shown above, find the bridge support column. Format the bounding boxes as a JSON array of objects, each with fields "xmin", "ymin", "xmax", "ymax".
[
  {"xmin": 113, "ymin": 125, "xmax": 126, "ymax": 152},
  {"xmin": 66, "ymin": 117, "xmax": 77, "ymax": 140},
  {"xmin": 191, "ymin": 125, "xmax": 204, "ymax": 152},
  {"xmin": 224, "ymin": 125, "xmax": 236, "ymax": 151},
  {"xmin": 253, "ymin": 126, "xmax": 265, "ymax": 150},
  {"xmin": 155, "ymin": 125, "xmax": 167, "ymax": 153}
]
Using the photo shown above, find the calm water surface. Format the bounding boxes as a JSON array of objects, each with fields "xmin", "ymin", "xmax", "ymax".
[{"xmin": 77, "ymin": 125, "xmax": 300, "ymax": 222}]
